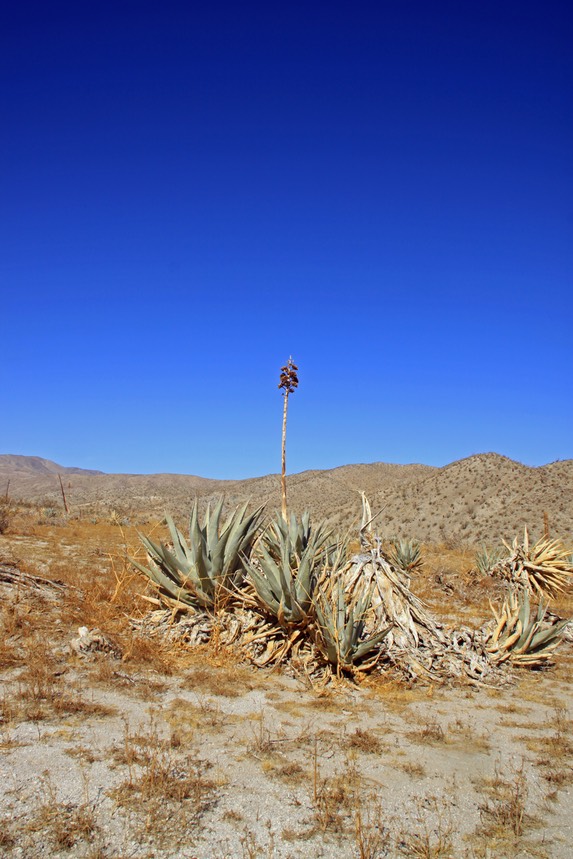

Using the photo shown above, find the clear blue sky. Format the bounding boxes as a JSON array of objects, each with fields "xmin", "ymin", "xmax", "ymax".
[{"xmin": 2, "ymin": 1, "xmax": 571, "ymax": 477}]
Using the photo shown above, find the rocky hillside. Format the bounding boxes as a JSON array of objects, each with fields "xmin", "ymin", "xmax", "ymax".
[
  {"xmin": 1, "ymin": 453, "xmax": 571, "ymax": 547},
  {"xmin": 362, "ymin": 453, "xmax": 572, "ymax": 546},
  {"xmin": 0, "ymin": 454, "xmax": 104, "ymax": 477}
]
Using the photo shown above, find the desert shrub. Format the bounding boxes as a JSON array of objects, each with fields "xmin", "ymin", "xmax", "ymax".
[{"xmin": 0, "ymin": 501, "xmax": 13, "ymax": 534}]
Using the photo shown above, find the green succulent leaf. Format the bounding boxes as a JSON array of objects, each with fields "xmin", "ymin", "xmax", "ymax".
[
  {"xmin": 245, "ymin": 512, "xmax": 336, "ymax": 626},
  {"xmin": 386, "ymin": 539, "xmax": 423, "ymax": 574},
  {"xmin": 312, "ymin": 574, "xmax": 392, "ymax": 670},
  {"xmin": 133, "ymin": 499, "xmax": 264, "ymax": 610}
]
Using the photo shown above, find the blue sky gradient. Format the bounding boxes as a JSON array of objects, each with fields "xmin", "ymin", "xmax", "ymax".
[{"xmin": 2, "ymin": 1, "xmax": 571, "ymax": 477}]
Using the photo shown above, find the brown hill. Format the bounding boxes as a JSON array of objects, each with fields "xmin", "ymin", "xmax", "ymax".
[
  {"xmin": 1, "ymin": 453, "xmax": 571, "ymax": 547},
  {"xmin": 0, "ymin": 454, "xmax": 104, "ymax": 477},
  {"xmin": 361, "ymin": 453, "xmax": 573, "ymax": 546}
]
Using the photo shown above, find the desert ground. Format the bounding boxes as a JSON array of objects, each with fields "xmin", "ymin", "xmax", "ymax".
[{"xmin": 1, "ymin": 486, "xmax": 573, "ymax": 859}]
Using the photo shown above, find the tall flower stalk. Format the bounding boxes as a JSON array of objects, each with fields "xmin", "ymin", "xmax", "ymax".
[{"xmin": 278, "ymin": 357, "xmax": 299, "ymax": 521}]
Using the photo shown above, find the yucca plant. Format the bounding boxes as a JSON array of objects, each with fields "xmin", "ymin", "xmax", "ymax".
[
  {"xmin": 312, "ymin": 554, "xmax": 393, "ymax": 672},
  {"xmin": 244, "ymin": 512, "xmax": 335, "ymax": 626},
  {"xmin": 489, "ymin": 528, "xmax": 573, "ymax": 600},
  {"xmin": 132, "ymin": 499, "xmax": 264, "ymax": 610},
  {"xmin": 485, "ymin": 588, "xmax": 570, "ymax": 667},
  {"xmin": 385, "ymin": 538, "xmax": 423, "ymax": 575}
]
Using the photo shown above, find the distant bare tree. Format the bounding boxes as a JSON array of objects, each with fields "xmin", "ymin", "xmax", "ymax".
[{"xmin": 58, "ymin": 473, "xmax": 69, "ymax": 514}]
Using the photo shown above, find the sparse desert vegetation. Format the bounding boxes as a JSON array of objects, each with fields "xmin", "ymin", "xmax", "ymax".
[
  {"xmin": 2, "ymin": 451, "xmax": 572, "ymax": 546},
  {"xmin": 1, "ymin": 460, "xmax": 573, "ymax": 857}
]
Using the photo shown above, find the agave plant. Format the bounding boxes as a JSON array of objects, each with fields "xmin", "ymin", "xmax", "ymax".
[
  {"xmin": 132, "ymin": 499, "xmax": 264, "ymax": 610},
  {"xmin": 489, "ymin": 528, "xmax": 573, "ymax": 600},
  {"xmin": 312, "ymin": 554, "xmax": 393, "ymax": 672},
  {"xmin": 475, "ymin": 545, "xmax": 504, "ymax": 576},
  {"xmin": 266, "ymin": 511, "xmax": 334, "ymax": 565},
  {"xmin": 244, "ymin": 512, "xmax": 335, "ymax": 626},
  {"xmin": 485, "ymin": 588, "xmax": 570, "ymax": 667},
  {"xmin": 386, "ymin": 538, "xmax": 423, "ymax": 575}
]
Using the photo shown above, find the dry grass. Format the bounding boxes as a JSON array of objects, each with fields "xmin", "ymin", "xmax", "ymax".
[
  {"xmin": 353, "ymin": 800, "xmax": 391, "ymax": 859},
  {"xmin": 0, "ymin": 816, "xmax": 16, "ymax": 850},
  {"xmin": 165, "ymin": 695, "xmax": 236, "ymax": 737},
  {"xmin": 24, "ymin": 773, "xmax": 103, "ymax": 855},
  {"xmin": 471, "ymin": 760, "xmax": 545, "ymax": 858},
  {"xmin": 112, "ymin": 745, "xmax": 213, "ymax": 805},
  {"xmin": 246, "ymin": 709, "xmax": 285, "ymax": 757},
  {"xmin": 107, "ymin": 714, "xmax": 217, "ymax": 846},
  {"xmin": 302, "ymin": 688, "xmax": 352, "ymax": 711},
  {"xmin": 269, "ymin": 760, "xmax": 306, "ymax": 782},
  {"xmin": 364, "ymin": 678, "xmax": 439, "ymax": 712},
  {"xmin": 1, "ymin": 645, "xmax": 117, "ymax": 725},
  {"xmin": 526, "ymin": 706, "xmax": 573, "ymax": 792},
  {"xmin": 27, "ymin": 796, "xmax": 99, "ymax": 851},
  {"xmin": 0, "ymin": 514, "xmax": 193, "ymax": 684},
  {"xmin": 343, "ymin": 726, "xmax": 385, "ymax": 754},
  {"xmin": 66, "ymin": 743, "xmax": 104, "ymax": 764},
  {"xmin": 408, "ymin": 717, "xmax": 446, "ymax": 745},
  {"xmin": 0, "ymin": 501, "xmax": 14, "ymax": 535},
  {"xmin": 312, "ymin": 762, "xmax": 362, "ymax": 834},
  {"xmin": 447, "ymin": 716, "xmax": 491, "ymax": 753},
  {"xmin": 395, "ymin": 795, "xmax": 454, "ymax": 858},
  {"xmin": 400, "ymin": 760, "xmax": 427, "ymax": 777},
  {"xmin": 180, "ymin": 660, "xmax": 260, "ymax": 697},
  {"xmin": 494, "ymin": 701, "xmax": 530, "ymax": 715}
]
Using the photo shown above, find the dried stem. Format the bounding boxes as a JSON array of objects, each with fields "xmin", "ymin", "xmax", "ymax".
[
  {"xmin": 278, "ymin": 357, "xmax": 299, "ymax": 522},
  {"xmin": 281, "ymin": 391, "xmax": 289, "ymax": 521}
]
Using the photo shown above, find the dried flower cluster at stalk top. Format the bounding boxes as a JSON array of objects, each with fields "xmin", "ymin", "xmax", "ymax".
[{"xmin": 278, "ymin": 358, "xmax": 299, "ymax": 394}]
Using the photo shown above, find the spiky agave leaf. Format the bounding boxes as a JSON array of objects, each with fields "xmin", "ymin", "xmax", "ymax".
[
  {"xmin": 490, "ymin": 528, "xmax": 573, "ymax": 600},
  {"xmin": 264, "ymin": 512, "xmax": 334, "ymax": 567},
  {"xmin": 475, "ymin": 545, "xmax": 504, "ymax": 576},
  {"xmin": 133, "ymin": 499, "xmax": 264, "ymax": 610},
  {"xmin": 244, "ymin": 512, "xmax": 336, "ymax": 626},
  {"xmin": 386, "ymin": 538, "xmax": 423, "ymax": 575},
  {"xmin": 312, "ymin": 553, "xmax": 393, "ymax": 672},
  {"xmin": 485, "ymin": 587, "xmax": 570, "ymax": 667}
]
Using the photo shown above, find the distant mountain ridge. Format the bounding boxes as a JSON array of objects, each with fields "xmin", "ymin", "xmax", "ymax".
[
  {"xmin": 0, "ymin": 454, "xmax": 104, "ymax": 477},
  {"xmin": 1, "ymin": 453, "xmax": 571, "ymax": 546}
]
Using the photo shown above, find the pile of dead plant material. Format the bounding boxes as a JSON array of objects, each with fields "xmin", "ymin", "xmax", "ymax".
[
  {"xmin": 484, "ymin": 528, "xmax": 573, "ymax": 600},
  {"xmin": 130, "ymin": 499, "xmax": 572, "ymax": 684}
]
